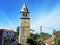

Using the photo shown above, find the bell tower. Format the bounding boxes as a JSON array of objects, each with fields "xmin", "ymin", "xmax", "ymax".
[
  {"xmin": 19, "ymin": 2, "xmax": 30, "ymax": 45},
  {"xmin": 20, "ymin": 2, "xmax": 30, "ymax": 37}
]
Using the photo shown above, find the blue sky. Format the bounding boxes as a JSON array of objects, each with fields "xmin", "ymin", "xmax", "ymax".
[{"xmin": 0, "ymin": 0, "xmax": 60, "ymax": 34}]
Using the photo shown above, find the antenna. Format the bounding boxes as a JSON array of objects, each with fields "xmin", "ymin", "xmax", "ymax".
[{"xmin": 40, "ymin": 26, "xmax": 42, "ymax": 33}]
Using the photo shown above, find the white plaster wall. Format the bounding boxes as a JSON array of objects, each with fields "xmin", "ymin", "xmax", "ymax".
[
  {"xmin": 46, "ymin": 43, "xmax": 49, "ymax": 45},
  {"xmin": 3, "ymin": 32, "xmax": 14, "ymax": 38}
]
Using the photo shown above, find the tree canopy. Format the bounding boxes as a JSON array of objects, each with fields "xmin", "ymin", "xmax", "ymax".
[
  {"xmin": 27, "ymin": 33, "xmax": 49, "ymax": 45},
  {"xmin": 54, "ymin": 31, "xmax": 60, "ymax": 45}
]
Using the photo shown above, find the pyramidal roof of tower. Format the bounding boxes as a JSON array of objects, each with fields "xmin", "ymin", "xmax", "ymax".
[{"xmin": 21, "ymin": 3, "xmax": 28, "ymax": 12}]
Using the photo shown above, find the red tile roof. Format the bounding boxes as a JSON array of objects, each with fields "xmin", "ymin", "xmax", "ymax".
[
  {"xmin": 4, "ymin": 29, "xmax": 14, "ymax": 32},
  {"xmin": 43, "ymin": 37, "xmax": 53, "ymax": 44},
  {"xmin": 42, "ymin": 36, "xmax": 54, "ymax": 45}
]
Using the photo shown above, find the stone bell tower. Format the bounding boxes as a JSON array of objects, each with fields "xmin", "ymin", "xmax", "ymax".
[{"xmin": 19, "ymin": 2, "xmax": 30, "ymax": 45}]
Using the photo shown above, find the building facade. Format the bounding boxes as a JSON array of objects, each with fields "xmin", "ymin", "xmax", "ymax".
[{"xmin": 0, "ymin": 29, "xmax": 14, "ymax": 45}]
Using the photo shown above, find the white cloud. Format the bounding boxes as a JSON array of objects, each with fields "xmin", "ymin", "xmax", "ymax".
[{"xmin": 30, "ymin": 3, "xmax": 60, "ymax": 34}]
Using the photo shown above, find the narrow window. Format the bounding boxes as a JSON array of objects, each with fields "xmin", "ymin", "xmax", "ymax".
[
  {"xmin": 7, "ymin": 32, "xmax": 8, "ymax": 34},
  {"xmin": 26, "ymin": 13, "xmax": 27, "ymax": 16},
  {"xmin": 23, "ymin": 14, "xmax": 25, "ymax": 16}
]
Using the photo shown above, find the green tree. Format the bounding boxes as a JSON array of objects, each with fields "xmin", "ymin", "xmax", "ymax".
[
  {"xmin": 39, "ymin": 32, "xmax": 49, "ymax": 38},
  {"xmin": 14, "ymin": 26, "xmax": 20, "ymax": 40},
  {"xmin": 14, "ymin": 32, "xmax": 19, "ymax": 40},
  {"xmin": 5, "ymin": 35, "xmax": 11, "ymax": 42},
  {"xmin": 27, "ymin": 33, "xmax": 45, "ymax": 45},
  {"xmin": 30, "ymin": 33, "xmax": 39, "ymax": 40},
  {"xmin": 36, "ymin": 40, "xmax": 45, "ymax": 45},
  {"xmin": 54, "ymin": 31, "xmax": 60, "ymax": 45},
  {"xmin": 16, "ymin": 26, "xmax": 20, "ymax": 35}
]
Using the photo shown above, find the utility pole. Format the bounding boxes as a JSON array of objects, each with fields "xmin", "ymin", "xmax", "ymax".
[
  {"xmin": 40, "ymin": 26, "xmax": 43, "ymax": 41},
  {"xmin": 40, "ymin": 26, "xmax": 42, "ymax": 33}
]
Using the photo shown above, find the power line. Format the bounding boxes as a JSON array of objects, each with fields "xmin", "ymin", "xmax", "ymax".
[
  {"xmin": 30, "ymin": 26, "xmax": 60, "ymax": 33},
  {"xmin": 42, "ymin": 26, "xmax": 60, "ymax": 30},
  {"xmin": 31, "ymin": 26, "xmax": 60, "ymax": 30}
]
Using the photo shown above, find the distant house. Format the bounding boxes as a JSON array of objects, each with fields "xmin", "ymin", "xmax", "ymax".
[
  {"xmin": 41, "ymin": 30, "xmax": 58, "ymax": 45},
  {"xmin": 41, "ymin": 35, "xmax": 54, "ymax": 45},
  {"xmin": 0, "ymin": 30, "xmax": 3, "ymax": 45},
  {"xmin": 0, "ymin": 29, "xmax": 14, "ymax": 45}
]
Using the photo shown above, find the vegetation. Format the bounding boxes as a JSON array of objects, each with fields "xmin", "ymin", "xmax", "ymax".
[
  {"xmin": 14, "ymin": 27, "xmax": 60, "ymax": 45},
  {"xmin": 14, "ymin": 27, "xmax": 19, "ymax": 40},
  {"xmin": 14, "ymin": 26, "xmax": 20, "ymax": 40},
  {"xmin": 14, "ymin": 27, "xmax": 49, "ymax": 45},
  {"xmin": 4, "ymin": 35, "xmax": 11, "ymax": 42},
  {"xmin": 54, "ymin": 31, "xmax": 60, "ymax": 45},
  {"xmin": 14, "ymin": 32, "xmax": 19, "ymax": 40},
  {"xmin": 39, "ymin": 32, "xmax": 49, "ymax": 38},
  {"xmin": 16, "ymin": 26, "xmax": 20, "ymax": 35},
  {"xmin": 27, "ymin": 33, "xmax": 48, "ymax": 45}
]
